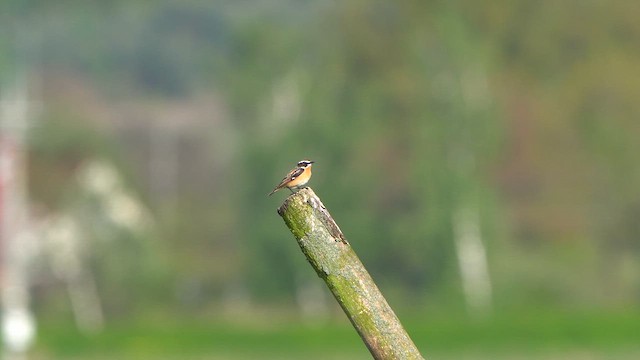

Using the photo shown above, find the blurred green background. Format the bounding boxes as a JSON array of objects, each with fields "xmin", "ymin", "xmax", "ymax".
[{"xmin": 1, "ymin": 1, "xmax": 640, "ymax": 359}]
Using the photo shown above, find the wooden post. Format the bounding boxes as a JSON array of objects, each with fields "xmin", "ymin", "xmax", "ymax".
[{"xmin": 277, "ymin": 188, "xmax": 424, "ymax": 360}]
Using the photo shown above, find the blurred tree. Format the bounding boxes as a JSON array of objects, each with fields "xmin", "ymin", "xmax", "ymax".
[{"xmin": 2, "ymin": 0, "xmax": 639, "ymax": 321}]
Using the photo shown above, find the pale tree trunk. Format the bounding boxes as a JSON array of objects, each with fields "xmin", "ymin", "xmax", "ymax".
[
  {"xmin": 453, "ymin": 204, "xmax": 492, "ymax": 316},
  {"xmin": 0, "ymin": 77, "xmax": 37, "ymax": 360}
]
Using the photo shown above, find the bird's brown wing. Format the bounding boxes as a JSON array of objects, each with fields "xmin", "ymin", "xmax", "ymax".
[
  {"xmin": 288, "ymin": 167, "xmax": 304, "ymax": 182},
  {"xmin": 269, "ymin": 167, "xmax": 304, "ymax": 196}
]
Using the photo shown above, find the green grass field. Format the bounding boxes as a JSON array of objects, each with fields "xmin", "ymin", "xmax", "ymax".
[{"xmin": 31, "ymin": 311, "xmax": 640, "ymax": 359}]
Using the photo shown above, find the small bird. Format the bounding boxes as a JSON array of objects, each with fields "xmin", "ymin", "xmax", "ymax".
[{"xmin": 269, "ymin": 160, "xmax": 315, "ymax": 196}]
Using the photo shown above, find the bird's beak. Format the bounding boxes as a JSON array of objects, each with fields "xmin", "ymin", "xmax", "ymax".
[{"xmin": 310, "ymin": 161, "xmax": 315, "ymax": 164}]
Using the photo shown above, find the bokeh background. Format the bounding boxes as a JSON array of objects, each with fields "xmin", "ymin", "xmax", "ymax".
[{"xmin": 1, "ymin": 1, "xmax": 640, "ymax": 359}]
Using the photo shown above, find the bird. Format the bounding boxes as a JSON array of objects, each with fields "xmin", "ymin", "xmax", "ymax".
[{"xmin": 269, "ymin": 160, "xmax": 315, "ymax": 196}]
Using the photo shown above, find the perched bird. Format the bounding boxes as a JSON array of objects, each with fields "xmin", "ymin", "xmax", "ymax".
[{"xmin": 269, "ymin": 160, "xmax": 315, "ymax": 196}]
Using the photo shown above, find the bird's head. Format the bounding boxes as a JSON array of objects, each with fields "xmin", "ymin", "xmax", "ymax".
[{"xmin": 297, "ymin": 159, "xmax": 315, "ymax": 168}]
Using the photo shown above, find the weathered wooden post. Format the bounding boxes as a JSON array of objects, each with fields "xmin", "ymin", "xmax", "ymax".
[{"xmin": 277, "ymin": 187, "xmax": 424, "ymax": 360}]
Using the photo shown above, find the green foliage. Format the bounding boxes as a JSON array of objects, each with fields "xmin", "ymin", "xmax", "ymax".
[{"xmin": 3, "ymin": 0, "xmax": 640, "ymax": 329}]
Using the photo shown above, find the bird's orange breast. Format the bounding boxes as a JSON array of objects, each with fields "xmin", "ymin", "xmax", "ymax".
[{"xmin": 287, "ymin": 166, "xmax": 312, "ymax": 187}]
